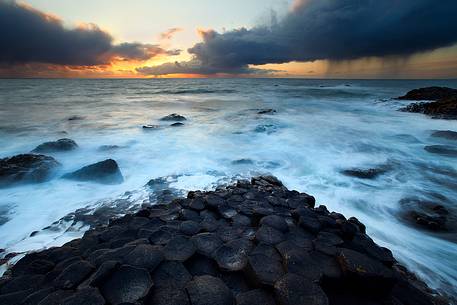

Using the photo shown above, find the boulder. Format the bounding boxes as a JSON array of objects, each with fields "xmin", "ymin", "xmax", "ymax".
[
  {"xmin": 63, "ymin": 159, "xmax": 123, "ymax": 184},
  {"xmin": 99, "ymin": 265, "xmax": 153, "ymax": 305},
  {"xmin": 341, "ymin": 166, "xmax": 389, "ymax": 179},
  {"xmin": 398, "ymin": 87, "xmax": 457, "ymax": 101},
  {"xmin": 0, "ymin": 154, "xmax": 60, "ymax": 187},
  {"xmin": 192, "ymin": 233, "xmax": 223, "ymax": 257},
  {"xmin": 255, "ymin": 225, "xmax": 285, "ymax": 245},
  {"xmin": 53, "ymin": 260, "xmax": 94, "ymax": 289},
  {"xmin": 160, "ymin": 114, "xmax": 187, "ymax": 121},
  {"xmin": 147, "ymin": 287, "xmax": 189, "ymax": 305},
  {"xmin": 123, "ymin": 244, "xmax": 164, "ymax": 271},
  {"xmin": 214, "ymin": 243, "xmax": 248, "ymax": 271},
  {"xmin": 32, "ymin": 138, "xmax": 78, "ymax": 153},
  {"xmin": 185, "ymin": 275, "xmax": 233, "ymax": 305},
  {"xmin": 61, "ymin": 287, "xmax": 105, "ymax": 305},
  {"xmin": 152, "ymin": 261, "xmax": 192, "ymax": 289},
  {"xmin": 171, "ymin": 122, "xmax": 184, "ymax": 127}
]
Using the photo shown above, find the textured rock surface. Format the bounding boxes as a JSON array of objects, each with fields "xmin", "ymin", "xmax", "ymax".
[
  {"xmin": 0, "ymin": 154, "xmax": 60, "ymax": 187},
  {"xmin": 63, "ymin": 159, "xmax": 124, "ymax": 184},
  {"xmin": 32, "ymin": 138, "xmax": 78, "ymax": 153},
  {"xmin": 0, "ymin": 176, "xmax": 446, "ymax": 305},
  {"xmin": 399, "ymin": 87, "xmax": 457, "ymax": 119}
]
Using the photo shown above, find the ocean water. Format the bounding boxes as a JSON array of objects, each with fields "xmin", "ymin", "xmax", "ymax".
[{"xmin": 0, "ymin": 78, "xmax": 457, "ymax": 296}]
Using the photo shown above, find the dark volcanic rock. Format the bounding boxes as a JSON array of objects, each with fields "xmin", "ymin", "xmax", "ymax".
[
  {"xmin": 32, "ymin": 138, "xmax": 78, "ymax": 153},
  {"xmin": 54, "ymin": 260, "xmax": 94, "ymax": 289},
  {"xmin": 424, "ymin": 145, "xmax": 457, "ymax": 157},
  {"xmin": 63, "ymin": 159, "xmax": 124, "ymax": 184},
  {"xmin": 160, "ymin": 113, "xmax": 187, "ymax": 121},
  {"xmin": 398, "ymin": 87, "xmax": 457, "ymax": 119},
  {"xmin": 398, "ymin": 87, "xmax": 457, "ymax": 101},
  {"xmin": 0, "ymin": 175, "xmax": 443, "ymax": 305},
  {"xmin": 341, "ymin": 166, "xmax": 389, "ymax": 179},
  {"xmin": 400, "ymin": 197, "xmax": 450, "ymax": 232},
  {"xmin": 185, "ymin": 275, "xmax": 233, "ymax": 305},
  {"xmin": 99, "ymin": 265, "xmax": 152, "ymax": 305},
  {"xmin": 163, "ymin": 236, "xmax": 196, "ymax": 261},
  {"xmin": 61, "ymin": 287, "xmax": 105, "ymax": 305},
  {"xmin": 274, "ymin": 273, "xmax": 328, "ymax": 305},
  {"xmin": 236, "ymin": 289, "xmax": 276, "ymax": 305},
  {"xmin": 171, "ymin": 122, "xmax": 184, "ymax": 127},
  {"xmin": 431, "ymin": 130, "xmax": 457, "ymax": 140},
  {"xmin": 0, "ymin": 154, "xmax": 60, "ymax": 187}
]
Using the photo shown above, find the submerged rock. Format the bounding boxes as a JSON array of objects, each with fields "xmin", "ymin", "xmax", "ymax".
[
  {"xmin": 398, "ymin": 87, "xmax": 457, "ymax": 119},
  {"xmin": 143, "ymin": 124, "xmax": 160, "ymax": 129},
  {"xmin": 160, "ymin": 113, "xmax": 187, "ymax": 121},
  {"xmin": 431, "ymin": 130, "xmax": 457, "ymax": 141},
  {"xmin": 0, "ymin": 154, "xmax": 60, "ymax": 187},
  {"xmin": 341, "ymin": 166, "xmax": 389, "ymax": 179},
  {"xmin": 399, "ymin": 197, "xmax": 452, "ymax": 232},
  {"xmin": 63, "ymin": 159, "xmax": 123, "ymax": 184},
  {"xmin": 170, "ymin": 122, "xmax": 184, "ymax": 127},
  {"xmin": 32, "ymin": 138, "xmax": 78, "ymax": 153},
  {"xmin": 257, "ymin": 109, "xmax": 276, "ymax": 115},
  {"xmin": 0, "ymin": 176, "xmax": 445, "ymax": 305},
  {"xmin": 424, "ymin": 145, "xmax": 457, "ymax": 157}
]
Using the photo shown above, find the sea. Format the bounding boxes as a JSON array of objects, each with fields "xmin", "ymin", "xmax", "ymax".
[{"xmin": 0, "ymin": 78, "xmax": 456, "ymax": 296}]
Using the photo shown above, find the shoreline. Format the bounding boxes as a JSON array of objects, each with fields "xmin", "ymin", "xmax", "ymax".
[{"xmin": 0, "ymin": 176, "xmax": 450, "ymax": 305}]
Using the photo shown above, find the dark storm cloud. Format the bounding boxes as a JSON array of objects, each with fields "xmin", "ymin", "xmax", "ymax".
[
  {"xmin": 0, "ymin": 1, "xmax": 177, "ymax": 66},
  {"xmin": 138, "ymin": 0, "xmax": 457, "ymax": 75}
]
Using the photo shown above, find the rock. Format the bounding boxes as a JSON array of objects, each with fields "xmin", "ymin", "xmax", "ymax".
[
  {"xmin": 143, "ymin": 124, "xmax": 160, "ymax": 129},
  {"xmin": 431, "ymin": 130, "xmax": 457, "ymax": 140},
  {"xmin": 399, "ymin": 197, "xmax": 450, "ymax": 232},
  {"xmin": 63, "ymin": 159, "xmax": 123, "ymax": 184},
  {"xmin": 123, "ymin": 244, "xmax": 164, "ymax": 271},
  {"xmin": 336, "ymin": 249, "xmax": 395, "ymax": 291},
  {"xmin": 152, "ymin": 261, "xmax": 192, "ymax": 289},
  {"xmin": 163, "ymin": 236, "xmax": 196, "ymax": 261},
  {"xmin": 38, "ymin": 290, "xmax": 73, "ymax": 305},
  {"xmin": 160, "ymin": 114, "xmax": 187, "ymax": 121},
  {"xmin": 1, "ymin": 274, "xmax": 44, "ymax": 294},
  {"xmin": 258, "ymin": 109, "xmax": 276, "ymax": 115},
  {"xmin": 61, "ymin": 287, "xmax": 105, "ymax": 305},
  {"xmin": 192, "ymin": 233, "xmax": 223, "ymax": 257},
  {"xmin": 0, "ymin": 154, "xmax": 60, "ymax": 187},
  {"xmin": 424, "ymin": 145, "xmax": 457, "ymax": 157},
  {"xmin": 54, "ymin": 260, "xmax": 94, "ymax": 289},
  {"xmin": 99, "ymin": 265, "xmax": 153, "ymax": 305},
  {"xmin": 146, "ymin": 287, "xmax": 189, "ymax": 305},
  {"xmin": 274, "ymin": 273, "xmax": 328, "ymax": 305},
  {"xmin": 260, "ymin": 215, "xmax": 288, "ymax": 232},
  {"xmin": 246, "ymin": 252, "xmax": 285, "ymax": 286},
  {"xmin": 68, "ymin": 115, "xmax": 84, "ymax": 121},
  {"xmin": 398, "ymin": 87, "xmax": 457, "ymax": 101},
  {"xmin": 236, "ymin": 289, "xmax": 276, "ymax": 305},
  {"xmin": 32, "ymin": 138, "xmax": 78, "ymax": 153},
  {"xmin": 170, "ymin": 122, "xmax": 184, "ymax": 127},
  {"xmin": 341, "ymin": 166, "xmax": 389, "ymax": 179},
  {"xmin": 98, "ymin": 145, "xmax": 122, "ymax": 151},
  {"xmin": 85, "ymin": 260, "xmax": 119, "ymax": 287},
  {"xmin": 398, "ymin": 87, "xmax": 457, "ymax": 119},
  {"xmin": 255, "ymin": 225, "xmax": 285, "ymax": 245},
  {"xmin": 231, "ymin": 159, "xmax": 254, "ymax": 165},
  {"xmin": 185, "ymin": 275, "xmax": 233, "ymax": 305},
  {"xmin": 214, "ymin": 243, "xmax": 248, "ymax": 271},
  {"xmin": 21, "ymin": 287, "xmax": 55, "ymax": 305},
  {"xmin": 180, "ymin": 220, "xmax": 201, "ymax": 235},
  {"xmin": 185, "ymin": 254, "xmax": 219, "ymax": 277}
]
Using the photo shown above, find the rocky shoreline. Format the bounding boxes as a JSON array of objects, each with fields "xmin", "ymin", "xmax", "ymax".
[
  {"xmin": 399, "ymin": 86, "xmax": 457, "ymax": 119},
  {"xmin": 0, "ymin": 176, "xmax": 449, "ymax": 305}
]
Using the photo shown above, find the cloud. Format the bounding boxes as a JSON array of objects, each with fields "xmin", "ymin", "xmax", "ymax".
[
  {"xmin": 138, "ymin": 0, "xmax": 457, "ymax": 76},
  {"xmin": 160, "ymin": 27, "xmax": 183, "ymax": 40},
  {"xmin": 0, "ymin": 1, "xmax": 176, "ymax": 66}
]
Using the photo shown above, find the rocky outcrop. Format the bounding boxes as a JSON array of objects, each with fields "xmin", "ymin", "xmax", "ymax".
[
  {"xmin": 398, "ymin": 87, "xmax": 457, "ymax": 119},
  {"xmin": 341, "ymin": 166, "xmax": 390, "ymax": 179},
  {"xmin": 0, "ymin": 154, "xmax": 60, "ymax": 187},
  {"xmin": 160, "ymin": 114, "xmax": 187, "ymax": 121},
  {"xmin": 0, "ymin": 176, "xmax": 445, "ymax": 304},
  {"xmin": 63, "ymin": 159, "xmax": 123, "ymax": 184},
  {"xmin": 32, "ymin": 139, "xmax": 78, "ymax": 153}
]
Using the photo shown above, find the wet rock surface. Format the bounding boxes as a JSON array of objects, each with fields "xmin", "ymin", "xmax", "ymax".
[
  {"xmin": 63, "ymin": 159, "xmax": 124, "ymax": 184},
  {"xmin": 398, "ymin": 87, "xmax": 457, "ymax": 119},
  {"xmin": 0, "ymin": 176, "xmax": 446, "ymax": 304},
  {"xmin": 160, "ymin": 113, "xmax": 187, "ymax": 121},
  {"xmin": 32, "ymin": 138, "xmax": 78, "ymax": 153},
  {"xmin": 0, "ymin": 154, "xmax": 60, "ymax": 187}
]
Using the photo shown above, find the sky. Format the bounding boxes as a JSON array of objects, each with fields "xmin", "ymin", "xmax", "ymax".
[{"xmin": 0, "ymin": 0, "xmax": 457, "ymax": 78}]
